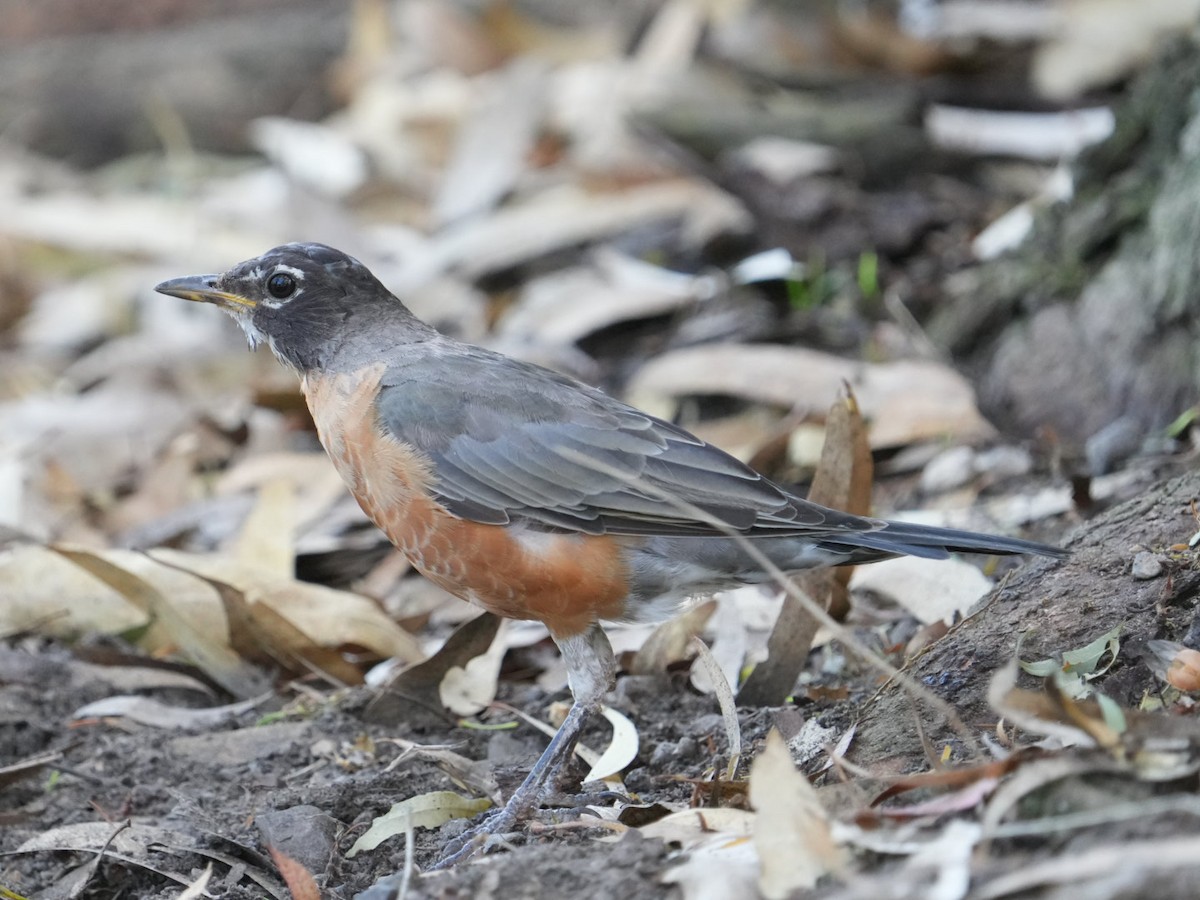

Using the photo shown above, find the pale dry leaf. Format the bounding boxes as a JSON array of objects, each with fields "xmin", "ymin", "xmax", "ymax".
[
  {"xmin": 433, "ymin": 58, "xmax": 548, "ymax": 226},
  {"xmin": 18, "ymin": 821, "xmax": 191, "ymax": 855},
  {"xmin": 584, "ymin": 706, "xmax": 640, "ymax": 783},
  {"xmin": 346, "ymin": 792, "xmax": 492, "ymax": 857},
  {"xmin": 930, "ymin": 1, "xmax": 1060, "ymax": 41},
  {"xmin": 1032, "ymin": 0, "xmax": 1200, "ymax": 100},
  {"xmin": 0, "ymin": 183, "xmax": 275, "ymax": 260},
  {"xmin": 211, "ymin": 577, "xmax": 367, "ymax": 685},
  {"xmin": 0, "ymin": 446, "xmax": 22, "ymax": 528},
  {"xmin": 496, "ymin": 262, "xmax": 700, "ymax": 347},
  {"xmin": 727, "ymin": 137, "xmax": 839, "ymax": 185},
  {"xmin": 850, "ymin": 555, "xmax": 994, "ymax": 624},
  {"xmin": 900, "ymin": 819, "xmax": 981, "ymax": 900},
  {"xmin": 234, "ymin": 479, "xmax": 296, "ymax": 581},
  {"xmin": 483, "ymin": 2, "xmax": 622, "ymax": 63},
  {"xmin": 425, "ymin": 180, "xmax": 751, "ymax": 282},
  {"xmin": 18, "ymin": 821, "xmax": 212, "ymax": 895},
  {"xmin": 1, "ymin": 384, "xmax": 192, "ymax": 494},
  {"xmin": 630, "ymin": 600, "xmax": 716, "ymax": 675},
  {"xmin": 397, "ymin": 0, "xmax": 506, "ymax": 75},
  {"xmin": 749, "ymin": 729, "xmax": 846, "ymax": 898},
  {"xmin": 986, "ymin": 657, "xmax": 1095, "ymax": 748},
  {"xmin": 174, "ymin": 862, "xmax": 213, "ymax": 900},
  {"xmin": 634, "ymin": 0, "xmax": 707, "ymax": 77},
  {"xmin": 689, "ymin": 635, "xmax": 741, "ymax": 779},
  {"xmin": 96, "ymin": 549, "xmax": 228, "ymax": 655},
  {"xmin": 439, "ymin": 618, "xmax": 509, "ymax": 716},
  {"xmin": 0, "ymin": 544, "xmax": 147, "ymax": 638},
  {"xmin": 73, "ymin": 694, "xmax": 265, "ymax": 730},
  {"xmin": 250, "ymin": 117, "xmax": 368, "ymax": 199},
  {"xmin": 661, "ymin": 832, "xmax": 759, "ymax": 900},
  {"xmin": 925, "ymin": 105, "xmax": 1114, "ymax": 160},
  {"xmin": 53, "ymin": 546, "xmax": 268, "ymax": 699},
  {"xmin": 627, "ymin": 344, "xmax": 994, "ymax": 449},
  {"xmin": 974, "ymin": 834, "xmax": 1200, "ymax": 899},
  {"xmin": 689, "ymin": 592, "xmax": 747, "ymax": 696},
  {"xmin": 549, "ymin": 59, "xmax": 664, "ymax": 173},
  {"xmin": 385, "ymin": 738, "xmax": 500, "ymax": 803},
  {"xmin": 639, "ymin": 807, "xmax": 755, "ymax": 844},
  {"xmin": 18, "ymin": 273, "xmax": 132, "ymax": 351},
  {"xmin": 105, "ymin": 435, "xmax": 202, "ymax": 537},
  {"xmin": 215, "ymin": 452, "xmax": 342, "ymax": 502},
  {"xmin": 69, "ymin": 661, "xmax": 215, "ymax": 697},
  {"xmin": 149, "ymin": 548, "xmax": 424, "ymax": 664}
]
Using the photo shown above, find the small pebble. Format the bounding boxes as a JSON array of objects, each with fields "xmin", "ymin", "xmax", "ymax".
[{"xmin": 1132, "ymin": 551, "xmax": 1163, "ymax": 581}]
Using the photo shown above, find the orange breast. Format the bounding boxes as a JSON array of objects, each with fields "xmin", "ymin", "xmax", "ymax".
[{"xmin": 302, "ymin": 367, "xmax": 631, "ymax": 637}]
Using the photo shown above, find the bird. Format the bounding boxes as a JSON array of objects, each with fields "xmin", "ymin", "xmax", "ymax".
[{"xmin": 156, "ymin": 242, "xmax": 1065, "ymax": 865}]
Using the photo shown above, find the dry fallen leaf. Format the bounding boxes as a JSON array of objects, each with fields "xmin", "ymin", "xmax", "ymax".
[
  {"xmin": 439, "ymin": 618, "xmax": 509, "ymax": 716},
  {"xmin": 627, "ymin": 344, "xmax": 994, "ymax": 449},
  {"xmin": 346, "ymin": 791, "xmax": 492, "ymax": 857},
  {"xmin": 53, "ymin": 546, "xmax": 269, "ymax": 699},
  {"xmin": 585, "ymin": 706, "xmax": 640, "ymax": 783},
  {"xmin": 72, "ymin": 694, "xmax": 265, "ymax": 730},
  {"xmin": 850, "ymin": 555, "xmax": 994, "ymax": 624},
  {"xmin": 660, "ymin": 831, "xmax": 759, "ymax": 900},
  {"xmin": 150, "ymin": 548, "xmax": 424, "ymax": 665},
  {"xmin": 689, "ymin": 592, "xmax": 747, "ymax": 697},
  {"xmin": 630, "ymin": 599, "xmax": 715, "ymax": 675},
  {"xmin": 749, "ymin": 729, "xmax": 846, "ymax": 898},
  {"xmin": 267, "ymin": 845, "xmax": 321, "ymax": 900},
  {"xmin": 690, "ymin": 635, "xmax": 741, "ymax": 780},
  {"xmin": 639, "ymin": 807, "xmax": 755, "ymax": 845},
  {"xmin": 1032, "ymin": 0, "xmax": 1200, "ymax": 100},
  {"xmin": 234, "ymin": 479, "xmax": 297, "ymax": 581}
]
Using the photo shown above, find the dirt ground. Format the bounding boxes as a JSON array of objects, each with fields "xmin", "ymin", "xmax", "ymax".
[{"xmin": 5, "ymin": 465, "xmax": 1200, "ymax": 898}]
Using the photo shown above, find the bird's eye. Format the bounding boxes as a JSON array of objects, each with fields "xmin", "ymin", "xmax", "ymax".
[{"xmin": 267, "ymin": 272, "xmax": 296, "ymax": 299}]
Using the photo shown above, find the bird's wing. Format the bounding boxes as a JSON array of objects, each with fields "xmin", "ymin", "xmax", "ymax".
[{"xmin": 375, "ymin": 348, "xmax": 876, "ymax": 538}]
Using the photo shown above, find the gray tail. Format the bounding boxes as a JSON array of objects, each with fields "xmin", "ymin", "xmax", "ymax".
[{"xmin": 820, "ymin": 519, "xmax": 1066, "ymax": 563}]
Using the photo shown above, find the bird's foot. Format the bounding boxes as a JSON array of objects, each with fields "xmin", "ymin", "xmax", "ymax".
[
  {"xmin": 429, "ymin": 804, "xmax": 522, "ymax": 869},
  {"xmin": 541, "ymin": 788, "xmax": 628, "ymax": 812},
  {"xmin": 429, "ymin": 786, "xmax": 627, "ymax": 868}
]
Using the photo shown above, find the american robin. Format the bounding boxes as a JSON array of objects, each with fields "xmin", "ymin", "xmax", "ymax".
[{"xmin": 156, "ymin": 243, "xmax": 1064, "ymax": 865}]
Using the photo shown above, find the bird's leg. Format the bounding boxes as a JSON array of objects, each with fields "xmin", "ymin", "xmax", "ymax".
[{"xmin": 431, "ymin": 623, "xmax": 616, "ymax": 868}]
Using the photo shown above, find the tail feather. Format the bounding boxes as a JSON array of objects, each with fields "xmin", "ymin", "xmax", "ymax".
[{"xmin": 820, "ymin": 519, "xmax": 1066, "ymax": 563}]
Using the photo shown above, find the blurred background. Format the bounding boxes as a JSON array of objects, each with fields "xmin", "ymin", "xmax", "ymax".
[
  {"xmin": 3, "ymin": 0, "xmax": 1194, "ymax": 556},
  {"xmin": 4, "ymin": 0, "xmax": 1200, "ymax": 894},
  {"xmin": 2, "ymin": 0, "xmax": 1198, "ymax": 691},
  {"xmin": 4, "ymin": 0, "xmax": 1200, "ymax": 713}
]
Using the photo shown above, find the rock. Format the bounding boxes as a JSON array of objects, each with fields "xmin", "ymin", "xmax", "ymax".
[
  {"xmin": 1131, "ymin": 551, "xmax": 1164, "ymax": 581},
  {"xmin": 257, "ymin": 805, "xmax": 338, "ymax": 875}
]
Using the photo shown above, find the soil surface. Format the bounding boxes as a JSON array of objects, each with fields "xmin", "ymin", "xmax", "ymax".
[{"xmin": 4, "ymin": 467, "xmax": 1200, "ymax": 898}]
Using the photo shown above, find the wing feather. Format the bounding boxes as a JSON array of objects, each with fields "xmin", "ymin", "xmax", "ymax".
[{"xmin": 374, "ymin": 349, "xmax": 875, "ymax": 539}]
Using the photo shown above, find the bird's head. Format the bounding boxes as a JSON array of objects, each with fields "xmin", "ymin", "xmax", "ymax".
[{"xmin": 155, "ymin": 243, "xmax": 429, "ymax": 371}]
